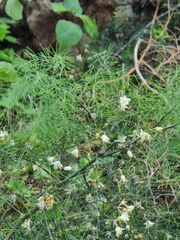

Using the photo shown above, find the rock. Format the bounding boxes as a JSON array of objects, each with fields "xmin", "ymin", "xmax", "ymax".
[{"xmin": 26, "ymin": 0, "xmax": 61, "ymax": 51}]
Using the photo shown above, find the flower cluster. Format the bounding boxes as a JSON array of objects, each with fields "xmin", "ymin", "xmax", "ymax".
[
  {"xmin": 114, "ymin": 197, "xmax": 155, "ymax": 238},
  {"xmin": 132, "ymin": 129, "xmax": 151, "ymax": 142},
  {"xmin": 115, "ymin": 200, "xmax": 137, "ymax": 238},
  {"xmin": 47, "ymin": 156, "xmax": 72, "ymax": 171},
  {"xmin": 22, "ymin": 219, "xmax": 32, "ymax": 234},
  {"xmin": 37, "ymin": 194, "xmax": 55, "ymax": 211}
]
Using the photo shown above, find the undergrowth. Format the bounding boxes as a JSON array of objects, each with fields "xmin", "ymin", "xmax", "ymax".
[{"xmin": 0, "ymin": 47, "xmax": 180, "ymax": 240}]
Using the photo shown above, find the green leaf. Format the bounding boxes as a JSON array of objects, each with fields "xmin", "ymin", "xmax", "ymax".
[
  {"xmin": 5, "ymin": 179, "xmax": 29, "ymax": 195},
  {"xmin": 63, "ymin": 0, "xmax": 82, "ymax": 15},
  {"xmin": 0, "ymin": 78, "xmax": 28, "ymax": 109},
  {"xmin": 0, "ymin": 23, "xmax": 10, "ymax": 41},
  {"xmin": 5, "ymin": 0, "xmax": 23, "ymax": 20},
  {"xmin": 51, "ymin": 2, "xmax": 69, "ymax": 13},
  {"xmin": 55, "ymin": 20, "xmax": 83, "ymax": 50},
  {"xmin": 79, "ymin": 15, "xmax": 98, "ymax": 40},
  {"xmin": 80, "ymin": 157, "xmax": 89, "ymax": 166},
  {"xmin": 0, "ymin": 61, "xmax": 18, "ymax": 82},
  {"xmin": 4, "ymin": 35, "xmax": 19, "ymax": 43},
  {"xmin": 0, "ymin": 48, "xmax": 15, "ymax": 62},
  {"xmin": 0, "ymin": 18, "xmax": 16, "ymax": 24},
  {"xmin": 33, "ymin": 166, "xmax": 52, "ymax": 179}
]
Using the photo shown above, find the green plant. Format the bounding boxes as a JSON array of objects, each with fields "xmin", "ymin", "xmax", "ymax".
[
  {"xmin": 0, "ymin": 47, "xmax": 180, "ymax": 239},
  {"xmin": 0, "ymin": 18, "xmax": 19, "ymax": 62},
  {"xmin": 51, "ymin": 0, "xmax": 98, "ymax": 50}
]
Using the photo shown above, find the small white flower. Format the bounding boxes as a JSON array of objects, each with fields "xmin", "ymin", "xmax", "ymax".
[
  {"xmin": 144, "ymin": 220, "xmax": 155, "ymax": 228},
  {"xmin": 25, "ymin": 144, "xmax": 33, "ymax": 150},
  {"xmin": 37, "ymin": 201, "xmax": 45, "ymax": 210},
  {"xmin": 11, "ymin": 194, "xmax": 17, "ymax": 203},
  {"xmin": 90, "ymin": 112, "xmax": 97, "ymax": 119},
  {"xmin": 115, "ymin": 227, "xmax": 124, "ymax": 237},
  {"xmin": 47, "ymin": 156, "xmax": 55, "ymax": 163},
  {"xmin": 105, "ymin": 231, "xmax": 112, "ymax": 238},
  {"xmin": 22, "ymin": 219, "xmax": 32, "ymax": 229},
  {"xmin": 139, "ymin": 129, "xmax": 151, "ymax": 142},
  {"xmin": 127, "ymin": 150, "xmax": 133, "ymax": 158},
  {"xmin": 154, "ymin": 127, "xmax": 163, "ymax": 132},
  {"xmin": 101, "ymin": 134, "xmax": 110, "ymax": 144},
  {"xmin": 71, "ymin": 147, "xmax": 79, "ymax": 158},
  {"xmin": 63, "ymin": 166, "xmax": 72, "ymax": 171},
  {"xmin": 37, "ymin": 196, "xmax": 45, "ymax": 211},
  {"xmin": 0, "ymin": 130, "xmax": 8, "ymax": 139},
  {"xmin": 115, "ymin": 135, "xmax": 127, "ymax": 143},
  {"xmin": 121, "ymin": 174, "xmax": 127, "ymax": 183},
  {"xmin": 76, "ymin": 54, "xmax": 83, "ymax": 62},
  {"xmin": 125, "ymin": 205, "xmax": 135, "ymax": 213},
  {"xmin": 51, "ymin": 161, "xmax": 63, "ymax": 170},
  {"xmin": 68, "ymin": 74, "xmax": 74, "ymax": 80},
  {"xmin": 119, "ymin": 95, "xmax": 131, "ymax": 111},
  {"xmin": 33, "ymin": 165, "xmax": 39, "ymax": 171},
  {"xmin": 126, "ymin": 224, "xmax": 130, "ymax": 231},
  {"xmin": 119, "ymin": 199, "xmax": 126, "ymax": 206},
  {"xmin": 118, "ymin": 212, "xmax": 130, "ymax": 223},
  {"xmin": 9, "ymin": 140, "xmax": 15, "ymax": 146}
]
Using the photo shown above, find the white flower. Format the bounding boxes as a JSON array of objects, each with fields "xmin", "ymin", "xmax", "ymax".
[
  {"xmin": 22, "ymin": 219, "xmax": 32, "ymax": 229},
  {"xmin": 51, "ymin": 161, "xmax": 63, "ymax": 170},
  {"xmin": 63, "ymin": 166, "xmax": 72, "ymax": 171},
  {"xmin": 9, "ymin": 140, "xmax": 15, "ymax": 146},
  {"xmin": 33, "ymin": 165, "xmax": 39, "ymax": 171},
  {"xmin": 118, "ymin": 212, "xmax": 130, "ymax": 223},
  {"xmin": 37, "ymin": 196, "xmax": 45, "ymax": 211},
  {"xmin": 0, "ymin": 130, "xmax": 8, "ymax": 139},
  {"xmin": 101, "ymin": 134, "xmax": 110, "ymax": 144},
  {"xmin": 154, "ymin": 127, "xmax": 163, "ymax": 132},
  {"xmin": 76, "ymin": 54, "xmax": 83, "ymax": 62},
  {"xmin": 119, "ymin": 95, "xmax": 131, "ymax": 111},
  {"xmin": 139, "ymin": 129, "xmax": 151, "ymax": 142},
  {"xmin": 119, "ymin": 199, "xmax": 126, "ymax": 206},
  {"xmin": 121, "ymin": 174, "xmax": 127, "ymax": 183},
  {"xmin": 68, "ymin": 74, "xmax": 74, "ymax": 80},
  {"xmin": 125, "ymin": 205, "xmax": 135, "ymax": 213},
  {"xmin": 91, "ymin": 112, "xmax": 97, "ymax": 120},
  {"xmin": 115, "ymin": 227, "xmax": 124, "ymax": 237},
  {"xmin": 11, "ymin": 194, "xmax": 17, "ymax": 203},
  {"xmin": 144, "ymin": 220, "xmax": 154, "ymax": 228},
  {"xmin": 71, "ymin": 147, "xmax": 79, "ymax": 158},
  {"xmin": 127, "ymin": 150, "xmax": 133, "ymax": 158},
  {"xmin": 115, "ymin": 135, "xmax": 127, "ymax": 143},
  {"xmin": 126, "ymin": 225, "xmax": 130, "ymax": 231},
  {"xmin": 105, "ymin": 231, "xmax": 112, "ymax": 238},
  {"xmin": 47, "ymin": 156, "xmax": 55, "ymax": 163}
]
